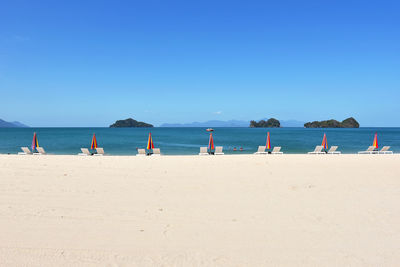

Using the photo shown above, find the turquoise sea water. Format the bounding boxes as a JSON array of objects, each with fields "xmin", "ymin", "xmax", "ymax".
[{"xmin": 0, "ymin": 127, "xmax": 399, "ymax": 155}]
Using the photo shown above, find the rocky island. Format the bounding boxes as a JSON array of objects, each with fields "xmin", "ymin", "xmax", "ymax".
[
  {"xmin": 304, "ymin": 117, "xmax": 359, "ymax": 128},
  {"xmin": 109, "ymin": 118, "xmax": 153, "ymax": 128},
  {"xmin": 250, "ymin": 118, "xmax": 280, "ymax": 128}
]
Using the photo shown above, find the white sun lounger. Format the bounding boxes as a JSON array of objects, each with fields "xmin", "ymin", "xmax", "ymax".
[
  {"xmin": 308, "ymin": 146, "xmax": 325, "ymax": 154},
  {"xmin": 136, "ymin": 148, "xmax": 146, "ymax": 156},
  {"xmin": 36, "ymin": 147, "xmax": 46, "ymax": 155},
  {"xmin": 94, "ymin": 147, "xmax": 105, "ymax": 156},
  {"xmin": 378, "ymin": 146, "xmax": 393, "ymax": 154},
  {"xmin": 358, "ymin": 146, "xmax": 375, "ymax": 154},
  {"xmin": 78, "ymin": 148, "xmax": 91, "ymax": 156},
  {"xmin": 152, "ymin": 148, "xmax": 161, "ymax": 156},
  {"xmin": 199, "ymin": 147, "xmax": 208, "ymax": 155},
  {"xmin": 271, "ymin": 146, "xmax": 283, "ymax": 154},
  {"xmin": 254, "ymin": 146, "xmax": 267, "ymax": 154},
  {"xmin": 215, "ymin": 146, "xmax": 224, "ymax": 155},
  {"xmin": 327, "ymin": 146, "xmax": 341, "ymax": 154},
  {"xmin": 18, "ymin": 147, "xmax": 32, "ymax": 155}
]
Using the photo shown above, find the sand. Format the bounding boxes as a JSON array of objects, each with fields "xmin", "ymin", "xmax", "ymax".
[{"xmin": 0, "ymin": 154, "xmax": 400, "ymax": 266}]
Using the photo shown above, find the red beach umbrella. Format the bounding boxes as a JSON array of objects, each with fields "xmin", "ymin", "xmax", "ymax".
[
  {"xmin": 266, "ymin": 132, "xmax": 271, "ymax": 150},
  {"xmin": 31, "ymin": 132, "xmax": 39, "ymax": 151},
  {"xmin": 147, "ymin": 132, "xmax": 154, "ymax": 150},
  {"xmin": 91, "ymin": 133, "xmax": 98, "ymax": 150},
  {"xmin": 372, "ymin": 132, "xmax": 378, "ymax": 149},
  {"xmin": 321, "ymin": 133, "xmax": 328, "ymax": 150},
  {"xmin": 208, "ymin": 132, "xmax": 215, "ymax": 151}
]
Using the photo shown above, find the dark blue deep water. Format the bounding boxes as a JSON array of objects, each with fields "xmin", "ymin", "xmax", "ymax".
[{"xmin": 0, "ymin": 127, "xmax": 399, "ymax": 155}]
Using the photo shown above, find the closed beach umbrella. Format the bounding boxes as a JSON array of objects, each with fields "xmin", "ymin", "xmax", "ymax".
[
  {"xmin": 147, "ymin": 132, "xmax": 154, "ymax": 150},
  {"xmin": 321, "ymin": 133, "xmax": 328, "ymax": 150},
  {"xmin": 372, "ymin": 132, "xmax": 378, "ymax": 149},
  {"xmin": 31, "ymin": 132, "xmax": 39, "ymax": 151},
  {"xmin": 91, "ymin": 133, "xmax": 98, "ymax": 150},
  {"xmin": 266, "ymin": 132, "xmax": 271, "ymax": 150},
  {"xmin": 208, "ymin": 132, "xmax": 215, "ymax": 151}
]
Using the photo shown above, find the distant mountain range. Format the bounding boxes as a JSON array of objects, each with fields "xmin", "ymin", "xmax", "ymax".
[
  {"xmin": 0, "ymin": 119, "xmax": 29, "ymax": 128},
  {"xmin": 0, "ymin": 118, "xmax": 305, "ymax": 128},
  {"xmin": 161, "ymin": 120, "xmax": 249, "ymax": 127},
  {"xmin": 160, "ymin": 119, "xmax": 305, "ymax": 127},
  {"xmin": 279, "ymin": 120, "xmax": 307, "ymax": 127}
]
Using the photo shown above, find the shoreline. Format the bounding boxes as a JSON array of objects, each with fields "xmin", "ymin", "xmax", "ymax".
[{"xmin": 1, "ymin": 153, "xmax": 398, "ymax": 157}]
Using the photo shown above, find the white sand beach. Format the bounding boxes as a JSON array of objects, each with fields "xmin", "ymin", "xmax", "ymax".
[{"xmin": 1, "ymin": 154, "xmax": 400, "ymax": 266}]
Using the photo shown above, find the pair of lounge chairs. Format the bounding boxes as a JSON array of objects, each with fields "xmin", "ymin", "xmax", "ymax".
[
  {"xmin": 136, "ymin": 148, "xmax": 161, "ymax": 156},
  {"xmin": 199, "ymin": 146, "xmax": 224, "ymax": 155},
  {"xmin": 18, "ymin": 147, "xmax": 46, "ymax": 155},
  {"xmin": 358, "ymin": 146, "xmax": 393, "ymax": 154},
  {"xmin": 78, "ymin": 147, "xmax": 105, "ymax": 156},
  {"xmin": 308, "ymin": 146, "xmax": 341, "ymax": 154},
  {"xmin": 254, "ymin": 146, "xmax": 283, "ymax": 154}
]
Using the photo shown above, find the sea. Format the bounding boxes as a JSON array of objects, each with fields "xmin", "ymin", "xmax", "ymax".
[{"xmin": 0, "ymin": 127, "xmax": 399, "ymax": 155}]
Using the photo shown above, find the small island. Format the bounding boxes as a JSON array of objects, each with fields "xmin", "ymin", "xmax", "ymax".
[
  {"xmin": 304, "ymin": 117, "xmax": 359, "ymax": 128},
  {"xmin": 250, "ymin": 118, "xmax": 280, "ymax": 128},
  {"xmin": 110, "ymin": 118, "xmax": 153, "ymax": 128}
]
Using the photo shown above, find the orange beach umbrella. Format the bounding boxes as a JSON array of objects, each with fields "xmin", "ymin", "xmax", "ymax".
[
  {"xmin": 321, "ymin": 133, "xmax": 328, "ymax": 150},
  {"xmin": 208, "ymin": 132, "xmax": 215, "ymax": 151},
  {"xmin": 91, "ymin": 133, "xmax": 98, "ymax": 150},
  {"xmin": 147, "ymin": 132, "xmax": 154, "ymax": 150},
  {"xmin": 266, "ymin": 132, "xmax": 271, "ymax": 150},
  {"xmin": 31, "ymin": 132, "xmax": 39, "ymax": 151},
  {"xmin": 372, "ymin": 132, "xmax": 378, "ymax": 149}
]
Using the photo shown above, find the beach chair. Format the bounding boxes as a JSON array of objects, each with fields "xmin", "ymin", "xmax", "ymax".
[
  {"xmin": 18, "ymin": 147, "xmax": 32, "ymax": 155},
  {"xmin": 308, "ymin": 146, "xmax": 325, "ymax": 154},
  {"xmin": 358, "ymin": 146, "xmax": 375, "ymax": 154},
  {"xmin": 199, "ymin": 147, "xmax": 208, "ymax": 155},
  {"xmin": 271, "ymin": 146, "xmax": 283, "ymax": 154},
  {"xmin": 36, "ymin": 147, "xmax": 47, "ymax": 155},
  {"xmin": 327, "ymin": 146, "xmax": 341, "ymax": 154},
  {"xmin": 254, "ymin": 146, "xmax": 267, "ymax": 154},
  {"xmin": 215, "ymin": 146, "xmax": 224, "ymax": 155},
  {"xmin": 152, "ymin": 148, "xmax": 161, "ymax": 156},
  {"xmin": 136, "ymin": 148, "xmax": 146, "ymax": 156},
  {"xmin": 378, "ymin": 146, "xmax": 393, "ymax": 154},
  {"xmin": 95, "ymin": 147, "xmax": 105, "ymax": 156},
  {"xmin": 78, "ymin": 148, "xmax": 91, "ymax": 156}
]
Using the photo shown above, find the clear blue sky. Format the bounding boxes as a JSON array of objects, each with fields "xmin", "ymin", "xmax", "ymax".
[{"xmin": 1, "ymin": 0, "xmax": 399, "ymax": 127}]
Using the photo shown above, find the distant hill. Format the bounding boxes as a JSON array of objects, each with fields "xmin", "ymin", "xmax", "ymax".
[
  {"xmin": 110, "ymin": 118, "xmax": 153, "ymax": 128},
  {"xmin": 161, "ymin": 120, "xmax": 249, "ymax": 127},
  {"xmin": 161, "ymin": 119, "xmax": 305, "ymax": 127},
  {"xmin": 280, "ymin": 120, "xmax": 306, "ymax": 127},
  {"xmin": 0, "ymin": 119, "xmax": 29, "ymax": 128},
  {"xmin": 10, "ymin": 121, "xmax": 29, "ymax": 127}
]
